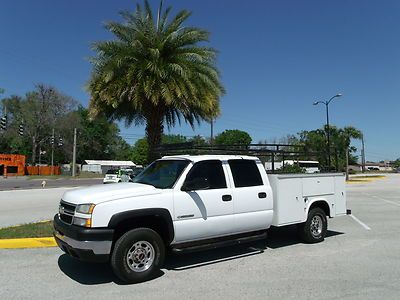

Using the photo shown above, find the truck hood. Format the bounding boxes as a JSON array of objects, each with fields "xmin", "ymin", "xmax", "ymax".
[{"xmin": 62, "ymin": 183, "xmax": 160, "ymax": 205}]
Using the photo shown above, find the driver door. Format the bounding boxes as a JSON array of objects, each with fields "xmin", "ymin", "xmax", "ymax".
[{"xmin": 173, "ymin": 160, "xmax": 235, "ymax": 243}]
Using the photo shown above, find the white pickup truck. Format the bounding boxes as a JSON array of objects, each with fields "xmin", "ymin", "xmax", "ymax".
[{"xmin": 53, "ymin": 155, "xmax": 348, "ymax": 283}]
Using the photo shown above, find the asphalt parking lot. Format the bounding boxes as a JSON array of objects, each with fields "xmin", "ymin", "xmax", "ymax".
[{"xmin": 1, "ymin": 175, "xmax": 399, "ymax": 299}]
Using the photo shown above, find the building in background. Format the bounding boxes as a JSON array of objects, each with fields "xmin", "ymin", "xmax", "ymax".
[
  {"xmin": 0, "ymin": 154, "xmax": 26, "ymax": 176},
  {"xmin": 82, "ymin": 160, "xmax": 136, "ymax": 174}
]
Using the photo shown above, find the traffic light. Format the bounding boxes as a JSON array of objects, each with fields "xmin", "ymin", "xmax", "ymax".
[
  {"xmin": 58, "ymin": 137, "xmax": 63, "ymax": 147},
  {"xmin": 50, "ymin": 135, "xmax": 55, "ymax": 145},
  {"xmin": 19, "ymin": 123, "xmax": 24, "ymax": 136},
  {"xmin": 0, "ymin": 116, "xmax": 7, "ymax": 130}
]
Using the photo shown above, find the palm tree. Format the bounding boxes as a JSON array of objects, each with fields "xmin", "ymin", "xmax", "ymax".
[
  {"xmin": 87, "ymin": 0, "xmax": 224, "ymax": 161},
  {"xmin": 342, "ymin": 126, "xmax": 363, "ymax": 180}
]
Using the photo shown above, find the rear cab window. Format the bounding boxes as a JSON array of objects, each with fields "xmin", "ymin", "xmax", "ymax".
[{"xmin": 228, "ymin": 159, "xmax": 263, "ymax": 187}]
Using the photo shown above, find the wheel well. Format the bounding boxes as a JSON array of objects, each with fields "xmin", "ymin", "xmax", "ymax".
[
  {"xmin": 112, "ymin": 215, "xmax": 172, "ymax": 246},
  {"xmin": 309, "ymin": 201, "xmax": 330, "ymax": 217}
]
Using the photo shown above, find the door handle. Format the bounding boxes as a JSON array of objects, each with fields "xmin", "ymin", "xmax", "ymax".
[
  {"xmin": 222, "ymin": 195, "xmax": 232, "ymax": 201},
  {"xmin": 258, "ymin": 192, "xmax": 267, "ymax": 199}
]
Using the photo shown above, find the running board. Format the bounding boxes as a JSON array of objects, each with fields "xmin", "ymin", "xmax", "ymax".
[{"xmin": 172, "ymin": 231, "xmax": 267, "ymax": 254}]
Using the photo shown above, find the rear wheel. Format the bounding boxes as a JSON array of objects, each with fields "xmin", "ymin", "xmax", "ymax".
[
  {"xmin": 298, "ymin": 208, "xmax": 327, "ymax": 243},
  {"xmin": 111, "ymin": 228, "xmax": 165, "ymax": 283}
]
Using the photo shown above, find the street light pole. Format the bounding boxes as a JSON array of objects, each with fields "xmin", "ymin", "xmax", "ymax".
[
  {"xmin": 313, "ymin": 93, "xmax": 342, "ymax": 171},
  {"xmin": 325, "ymin": 102, "xmax": 331, "ymax": 169}
]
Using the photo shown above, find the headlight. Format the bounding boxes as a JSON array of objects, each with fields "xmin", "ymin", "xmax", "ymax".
[
  {"xmin": 73, "ymin": 204, "xmax": 95, "ymax": 227},
  {"xmin": 75, "ymin": 204, "xmax": 96, "ymax": 214},
  {"xmin": 73, "ymin": 217, "xmax": 92, "ymax": 227}
]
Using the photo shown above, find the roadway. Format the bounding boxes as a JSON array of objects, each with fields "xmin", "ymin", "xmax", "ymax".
[
  {"xmin": 0, "ymin": 177, "xmax": 102, "ymax": 227},
  {"xmin": 0, "ymin": 187, "xmax": 70, "ymax": 228},
  {"xmin": 0, "ymin": 175, "xmax": 399, "ymax": 299},
  {"xmin": 0, "ymin": 177, "xmax": 102, "ymax": 191}
]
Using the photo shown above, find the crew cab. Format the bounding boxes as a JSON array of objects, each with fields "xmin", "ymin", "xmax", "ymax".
[{"xmin": 53, "ymin": 155, "xmax": 348, "ymax": 283}]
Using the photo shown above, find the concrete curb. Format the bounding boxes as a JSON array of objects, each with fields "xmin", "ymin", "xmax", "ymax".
[{"xmin": 0, "ymin": 237, "xmax": 56, "ymax": 249}]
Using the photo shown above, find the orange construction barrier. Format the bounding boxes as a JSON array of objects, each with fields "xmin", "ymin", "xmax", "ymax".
[{"xmin": 25, "ymin": 166, "xmax": 61, "ymax": 176}]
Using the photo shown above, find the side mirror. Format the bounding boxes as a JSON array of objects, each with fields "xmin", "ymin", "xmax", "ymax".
[{"xmin": 181, "ymin": 177, "xmax": 210, "ymax": 191}]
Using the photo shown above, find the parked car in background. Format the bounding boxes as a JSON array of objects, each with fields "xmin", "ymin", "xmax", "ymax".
[{"xmin": 103, "ymin": 169, "xmax": 131, "ymax": 184}]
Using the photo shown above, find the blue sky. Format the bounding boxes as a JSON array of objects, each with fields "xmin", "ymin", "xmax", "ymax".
[{"xmin": 1, "ymin": 0, "xmax": 399, "ymax": 161}]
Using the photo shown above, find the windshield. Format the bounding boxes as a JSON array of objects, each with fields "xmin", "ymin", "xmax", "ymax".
[{"xmin": 133, "ymin": 159, "xmax": 189, "ymax": 189}]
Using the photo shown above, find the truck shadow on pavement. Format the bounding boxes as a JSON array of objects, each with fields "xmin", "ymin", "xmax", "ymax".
[{"xmin": 57, "ymin": 226, "xmax": 343, "ymax": 285}]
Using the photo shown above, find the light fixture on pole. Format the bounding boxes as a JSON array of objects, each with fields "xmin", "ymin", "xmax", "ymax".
[{"xmin": 313, "ymin": 93, "xmax": 342, "ymax": 171}]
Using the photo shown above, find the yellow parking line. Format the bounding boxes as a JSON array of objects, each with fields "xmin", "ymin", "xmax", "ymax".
[
  {"xmin": 0, "ymin": 237, "xmax": 56, "ymax": 249},
  {"xmin": 347, "ymin": 179, "xmax": 373, "ymax": 184},
  {"xmin": 347, "ymin": 175, "xmax": 387, "ymax": 184}
]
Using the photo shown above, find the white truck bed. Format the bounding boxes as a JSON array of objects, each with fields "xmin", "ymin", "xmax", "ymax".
[{"xmin": 268, "ymin": 173, "xmax": 346, "ymax": 227}]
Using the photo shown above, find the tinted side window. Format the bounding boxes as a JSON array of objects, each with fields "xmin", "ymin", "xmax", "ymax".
[
  {"xmin": 228, "ymin": 160, "xmax": 263, "ymax": 187},
  {"xmin": 185, "ymin": 160, "xmax": 227, "ymax": 189}
]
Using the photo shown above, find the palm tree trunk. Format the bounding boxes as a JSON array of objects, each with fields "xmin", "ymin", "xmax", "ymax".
[{"xmin": 145, "ymin": 109, "xmax": 164, "ymax": 163}]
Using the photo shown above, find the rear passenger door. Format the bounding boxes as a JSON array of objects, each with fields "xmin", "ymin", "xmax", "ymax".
[{"xmin": 228, "ymin": 159, "xmax": 273, "ymax": 233}]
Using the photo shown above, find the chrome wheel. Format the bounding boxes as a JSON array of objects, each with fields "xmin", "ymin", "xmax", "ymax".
[
  {"xmin": 310, "ymin": 215, "xmax": 323, "ymax": 237},
  {"xmin": 126, "ymin": 241, "xmax": 155, "ymax": 273}
]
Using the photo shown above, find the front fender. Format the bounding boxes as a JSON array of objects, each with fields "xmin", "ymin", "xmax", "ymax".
[{"xmin": 108, "ymin": 208, "xmax": 175, "ymax": 243}]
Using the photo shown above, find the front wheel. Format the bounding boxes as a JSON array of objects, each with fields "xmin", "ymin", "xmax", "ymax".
[
  {"xmin": 298, "ymin": 208, "xmax": 327, "ymax": 243},
  {"xmin": 111, "ymin": 228, "xmax": 165, "ymax": 283}
]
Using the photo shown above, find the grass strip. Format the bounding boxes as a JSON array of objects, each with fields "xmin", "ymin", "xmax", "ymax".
[{"xmin": 0, "ymin": 221, "xmax": 53, "ymax": 239}]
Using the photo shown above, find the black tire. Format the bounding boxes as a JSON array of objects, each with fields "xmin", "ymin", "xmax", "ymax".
[
  {"xmin": 111, "ymin": 228, "xmax": 165, "ymax": 283},
  {"xmin": 298, "ymin": 208, "xmax": 327, "ymax": 243}
]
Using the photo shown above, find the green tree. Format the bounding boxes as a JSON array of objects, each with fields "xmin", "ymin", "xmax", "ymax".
[
  {"xmin": 393, "ymin": 159, "xmax": 400, "ymax": 169},
  {"xmin": 1, "ymin": 85, "xmax": 77, "ymax": 163},
  {"xmin": 214, "ymin": 129, "xmax": 252, "ymax": 146},
  {"xmin": 74, "ymin": 108, "xmax": 127, "ymax": 163},
  {"xmin": 87, "ymin": 0, "xmax": 224, "ymax": 162},
  {"xmin": 341, "ymin": 126, "xmax": 363, "ymax": 179},
  {"xmin": 109, "ymin": 137, "xmax": 133, "ymax": 161},
  {"xmin": 161, "ymin": 134, "xmax": 187, "ymax": 144},
  {"xmin": 281, "ymin": 163, "xmax": 306, "ymax": 174},
  {"xmin": 131, "ymin": 134, "xmax": 191, "ymax": 165},
  {"xmin": 189, "ymin": 135, "xmax": 207, "ymax": 146},
  {"xmin": 131, "ymin": 138, "xmax": 149, "ymax": 166},
  {"xmin": 296, "ymin": 125, "xmax": 363, "ymax": 172}
]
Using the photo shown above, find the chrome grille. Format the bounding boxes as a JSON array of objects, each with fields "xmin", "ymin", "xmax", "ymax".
[{"xmin": 59, "ymin": 200, "xmax": 76, "ymax": 225}]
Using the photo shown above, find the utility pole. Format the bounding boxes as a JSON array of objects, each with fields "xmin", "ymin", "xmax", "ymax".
[
  {"xmin": 51, "ymin": 128, "xmax": 55, "ymax": 176},
  {"xmin": 361, "ymin": 134, "xmax": 366, "ymax": 173},
  {"xmin": 72, "ymin": 128, "xmax": 77, "ymax": 177}
]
